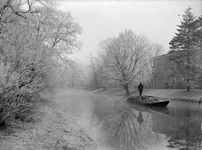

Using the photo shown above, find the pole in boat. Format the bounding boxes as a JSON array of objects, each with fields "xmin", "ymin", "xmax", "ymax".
[
  {"xmin": 116, "ymin": 89, "xmax": 137, "ymax": 103},
  {"xmin": 198, "ymin": 97, "xmax": 202, "ymax": 108}
]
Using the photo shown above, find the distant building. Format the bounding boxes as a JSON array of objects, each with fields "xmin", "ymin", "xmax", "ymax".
[
  {"xmin": 152, "ymin": 50, "xmax": 202, "ymax": 89},
  {"xmin": 152, "ymin": 53, "xmax": 170, "ymax": 88}
]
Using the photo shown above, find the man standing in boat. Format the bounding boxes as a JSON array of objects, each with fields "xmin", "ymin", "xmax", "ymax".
[{"xmin": 138, "ymin": 82, "xmax": 144, "ymax": 97}]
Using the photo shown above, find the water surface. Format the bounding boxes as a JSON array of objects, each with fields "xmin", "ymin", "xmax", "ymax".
[{"xmin": 54, "ymin": 89, "xmax": 202, "ymax": 150}]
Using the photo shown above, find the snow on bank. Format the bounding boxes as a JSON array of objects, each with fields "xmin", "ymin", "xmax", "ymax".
[{"xmin": 0, "ymin": 100, "xmax": 97, "ymax": 150}]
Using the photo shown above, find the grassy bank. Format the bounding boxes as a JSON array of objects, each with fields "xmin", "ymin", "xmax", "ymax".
[
  {"xmin": 0, "ymin": 99, "xmax": 96, "ymax": 150},
  {"xmin": 97, "ymin": 88, "xmax": 202, "ymax": 102}
]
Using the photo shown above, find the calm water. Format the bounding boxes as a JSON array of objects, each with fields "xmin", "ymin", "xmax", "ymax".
[{"xmin": 54, "ymin": 89, "xmax": 202, "ymax": 150}]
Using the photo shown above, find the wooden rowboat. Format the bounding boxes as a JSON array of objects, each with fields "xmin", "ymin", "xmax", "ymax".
[{"xmin": 127, "ymin": 95, "xmax": 169, "ymax": 107}]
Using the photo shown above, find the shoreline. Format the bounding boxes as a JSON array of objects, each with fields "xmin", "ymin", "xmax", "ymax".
[{"xmin": 0, "ymin": 99, "xmax": 97, "ymax": 150}]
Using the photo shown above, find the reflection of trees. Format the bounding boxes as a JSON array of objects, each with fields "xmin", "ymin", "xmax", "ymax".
[
  {"xmin": 165, "ymin": 108, "xmax": 202, "ymax": 150},
  {"xmin": 90, "ymin": 95, "xmax": 202, "ymax": 150},
  {"xmin": 106, "ymin": 108, "xmax": 148, "ymax": 150},
  {"xmin": 91, "ymin": 100, "xmax": 162, "ymax": 150}
]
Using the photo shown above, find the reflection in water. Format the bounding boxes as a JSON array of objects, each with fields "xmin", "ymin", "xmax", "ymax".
[
  {"xmin": 137, "ymin": 111, "xmax": 143, "ymax": 125},
  {"xmin": 91, "ymin": 99, "xmax": 164, "ymax": 150},
  {"xmin": 163, "ymin": 108, "xmax": 202, "ymax": 150},
  {"xmin": 90, "ymin": 96, "xmax": 202, "ymax": 150},
  {"xmin": 55, "ymin": 90, "xmax": 202, "ymax": 150},
  {"xmin": 100, "ymin": 107, "xmax": 149, "ymax": 150}
]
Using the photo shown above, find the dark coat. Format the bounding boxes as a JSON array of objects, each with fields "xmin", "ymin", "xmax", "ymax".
[{"xmin": 138, "ymin": 83, "xmax": 144, "ymax": 91}]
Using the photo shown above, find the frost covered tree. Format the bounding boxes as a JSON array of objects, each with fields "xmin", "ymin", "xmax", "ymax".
[
  {"xmin": 0, "ymin": 0, "xmax": 81, "ymax": 126},
  {"xmin": 99, "ymin": 30, "xmax": 151, "ymax": 94}
]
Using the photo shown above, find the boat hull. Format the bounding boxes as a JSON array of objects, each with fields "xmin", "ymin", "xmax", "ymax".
[
  {"xmin": 129, "ymin": 103, "xmax": 170, "ymax": 115},
  {"xmin": 127, "ymin": 95, "xmax": 169, "ymax": 107}
]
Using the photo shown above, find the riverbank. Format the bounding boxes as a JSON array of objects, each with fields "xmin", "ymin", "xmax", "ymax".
[
  {"xmin": 96, "ymin": 88, "xmax": 202, "ymax": 102},
  {"xmin": 0, "ymin": 98, "xmax": 97, "ymax": 150}
]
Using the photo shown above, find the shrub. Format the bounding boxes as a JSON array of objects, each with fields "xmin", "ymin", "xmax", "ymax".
[
  {"xmin": 0, "ymin": 63, "xmax": 48, "ymax": 128},
  {"xmin": 0, "ymin": 85, "xmax": 40, "ymax": 128}
]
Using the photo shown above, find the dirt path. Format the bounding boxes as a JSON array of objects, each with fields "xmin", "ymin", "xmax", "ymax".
[{"xmin": 0, "ymin": 99, "xmax": 97, "ymax": 150}]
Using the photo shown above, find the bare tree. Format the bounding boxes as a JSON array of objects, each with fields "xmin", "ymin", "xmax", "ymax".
[
  {"xmin": 88, "ymin": 55, "xmax": 110, "ymax": 90},
  {"xmin": 0, "ymin": 0, "xmax": 82, "ymax": 89},
  {"xmin": 0, "ymin": 0, "xmax": 82, "ymax": 126},
  {"xmin": 99, "ymin": 30, "xmax": 151, "ymax": 94}
]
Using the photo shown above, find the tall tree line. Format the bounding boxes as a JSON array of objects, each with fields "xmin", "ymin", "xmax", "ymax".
[{"xmin": 0, "ymin": 0, "xmax": 81, "ymax": 126}]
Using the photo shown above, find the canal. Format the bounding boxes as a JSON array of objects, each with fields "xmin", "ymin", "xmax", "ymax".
[{"xmin": 54, "ymin": 89, "xmax": 202, "ymax": 150}]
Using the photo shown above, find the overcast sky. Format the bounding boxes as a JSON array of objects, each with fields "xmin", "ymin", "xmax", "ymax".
[{"xmin": 58, "ymin": 0, "xmax": 202, "ymax": 62}]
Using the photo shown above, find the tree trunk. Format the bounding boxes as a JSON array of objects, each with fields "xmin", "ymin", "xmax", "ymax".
[
  {"xmin": 124, "ymin": 84, "xmax": 130, "ymax": 95},
  {"xmin": 187, "ymin": 30, "xmax": 190, "ymax": 91},
  {"xmin": 187, "ymin": 50, "xmax": 190, "ymax": 91}
]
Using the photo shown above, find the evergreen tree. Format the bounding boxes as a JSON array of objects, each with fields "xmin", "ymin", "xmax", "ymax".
[
  {"xmin": 196, "ymin": 16, "xmax": 202, "ymax": 60},
  {"xmin": 195, "ymin": 16, "xmax": 202, "ymax": 83},
  {"xmin": 196, "ymin": 16, "xmax": 202, "ymax": 45},
  {"xmin": 169, "ymin": 7, "xmax": 199, "ymax": 91}
]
